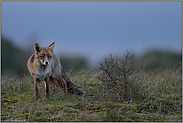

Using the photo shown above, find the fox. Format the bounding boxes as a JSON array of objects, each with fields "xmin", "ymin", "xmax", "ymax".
[{"xmin": 27, "ymin": 42, "xmax": 85, "ymax": 99}]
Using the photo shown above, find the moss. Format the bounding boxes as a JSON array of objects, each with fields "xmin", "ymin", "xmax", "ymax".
[
  {"xmin": 103, "ymin": 102, "xmax": 137, "ymax": 112},
  {"xmin": 63, "ymin": 107, "xmax": 79, "ymax": 113},
  {"xmin": 30, "ymin": 117, "xmax": 50, "ymax": 122},
  {"xmin": 1, "ymin": 98, "xmax": 18, "ymax": 104},
  {"xmin": 1, "ymin": 113, "xmax": 8, "ymax": 121},
  {"xmin": 119, "ymin": 115, "xmax": 134, "ymax": 122}
]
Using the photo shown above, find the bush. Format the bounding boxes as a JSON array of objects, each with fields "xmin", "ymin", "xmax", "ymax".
[{"xmin": 97, "ymin": 51, "xmax": 135, "ymax": 102}]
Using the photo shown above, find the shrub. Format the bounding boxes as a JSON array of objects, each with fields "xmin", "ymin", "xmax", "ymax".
[{"xmin": 97, "ymin": 51, "xmax": 135, "ymax": 102}]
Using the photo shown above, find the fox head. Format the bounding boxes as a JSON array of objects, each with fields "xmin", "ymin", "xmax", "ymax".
[{"xmin": 34, "ymin": 42, "xmax": 55, "ymax": 66}]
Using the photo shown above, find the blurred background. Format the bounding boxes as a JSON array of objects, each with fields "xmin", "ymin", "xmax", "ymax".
[{"xmin": 1, "ymin": 1, "xmax": 182, "ymax": 76}]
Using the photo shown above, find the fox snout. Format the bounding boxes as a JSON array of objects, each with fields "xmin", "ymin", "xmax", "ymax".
[
  {"xmin": 41, "ymin": 60, "xmax": 49, "ymax": 66},
  {"xmin": 45, "ymin": 61, "xmax": 49, "ymax": 65},
  {"xmin": 40, "ymin": 56, "xmax": 51, "ymax": 66}
]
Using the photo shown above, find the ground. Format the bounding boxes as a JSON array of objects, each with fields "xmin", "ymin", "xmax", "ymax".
[{"xmin": 1, "ymin": 67, "xmax": 182, "ymax": 122}]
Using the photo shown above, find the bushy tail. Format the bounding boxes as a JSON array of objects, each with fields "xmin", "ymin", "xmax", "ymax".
[{"xmin": 61, "ymin": 69, "xmax": 85, "ymax": 95}]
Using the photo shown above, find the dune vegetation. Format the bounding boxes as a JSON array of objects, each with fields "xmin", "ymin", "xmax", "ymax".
[{"xmin": 1, "ymin": 52, "xmax": 182, "ymax": 122}]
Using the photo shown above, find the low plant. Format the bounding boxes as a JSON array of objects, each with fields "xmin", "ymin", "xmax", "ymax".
[{"xmin": 97, "ymin": 51, "xmax": 135, "ymax": 102}]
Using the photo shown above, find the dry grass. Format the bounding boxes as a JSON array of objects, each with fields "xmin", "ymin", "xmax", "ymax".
[{"xmin": 1, "ymin": 65, "xmax": 182, "ymax": 122}]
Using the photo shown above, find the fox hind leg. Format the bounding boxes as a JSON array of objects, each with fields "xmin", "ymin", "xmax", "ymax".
[
  {"xmin": 49, "ymin": 76, "xmax": 57, "ymax": 95},
  {"xmin": 49, "ymin": 76, "xmax": 57, "ymax": 90},
  {"xmin": 53, "ymin": 70, "xmax": 68, "ymax": 93},
  {"xmin": 60, "ymin": 73, "xmax": 67, "ymax": 93}
]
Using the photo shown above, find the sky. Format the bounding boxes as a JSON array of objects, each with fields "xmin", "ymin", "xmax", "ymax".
[{"xmin": 1, "ymin": 1, "xmax": 182, "ymax": 65}]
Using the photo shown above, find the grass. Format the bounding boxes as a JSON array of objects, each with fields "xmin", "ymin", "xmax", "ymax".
[{"xmin": 1, "ymin": 66, "xmax": 182, "ymax": 122}]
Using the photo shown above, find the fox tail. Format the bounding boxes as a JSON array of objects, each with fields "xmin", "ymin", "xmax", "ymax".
[{"xmin": 61, "ymin": 70, "xmax": 85, "ymax": 95}]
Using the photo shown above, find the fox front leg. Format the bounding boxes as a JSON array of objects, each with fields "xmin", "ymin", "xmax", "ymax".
[
  {"xmin": 44, "ymin": 77, "xmax": 50, "ymax": 99},
  {"xmin": 34, "ymin": 78, "xmax": 40, "ymax": 99}
]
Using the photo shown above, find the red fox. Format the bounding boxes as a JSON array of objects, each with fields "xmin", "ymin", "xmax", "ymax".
[{"xmin": 27, "ymin": 42, "xmax": 85, "ymax": 99}]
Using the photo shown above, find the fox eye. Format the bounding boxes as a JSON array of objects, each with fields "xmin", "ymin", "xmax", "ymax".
[
  {"xmin": 48, "ymin": 55, "xmax": 51, "ymax": 58},
  {"xmin": 40, "ymin": 56, "xmax": 44, "ymax": 58}
]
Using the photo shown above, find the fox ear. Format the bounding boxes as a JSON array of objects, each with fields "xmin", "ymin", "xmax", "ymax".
[
  {"xmin": 34, "ymin": 43, "xmax": 42, "ymax": 54},
  {"xmin": 48, "ymin": 42, "xmax": 55, "ymax": 53}
]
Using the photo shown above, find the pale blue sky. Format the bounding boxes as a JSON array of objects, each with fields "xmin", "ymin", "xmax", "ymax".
[{"xmin": 1, "ymin": 1, "xmax": 182, "ymax": 65}]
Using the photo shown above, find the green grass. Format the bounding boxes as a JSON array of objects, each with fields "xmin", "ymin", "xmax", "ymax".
[{"xmin": 1, "ymin": 67, "xmax": 182, "ymax": 122}]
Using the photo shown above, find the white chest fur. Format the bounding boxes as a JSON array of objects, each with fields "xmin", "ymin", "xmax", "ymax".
[{"xmin": 34, "ymin": 64, "xmax": 51, "ymax": 81}]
